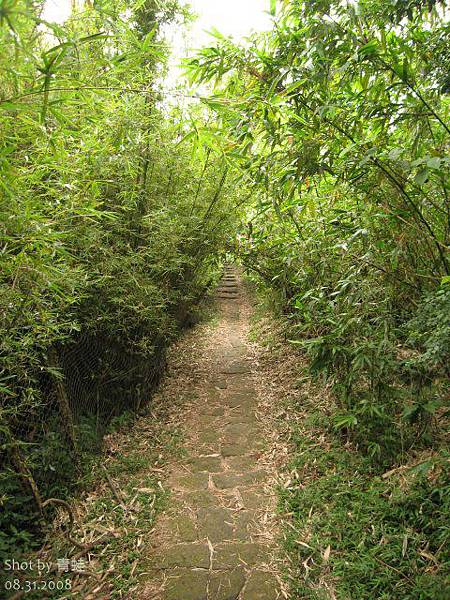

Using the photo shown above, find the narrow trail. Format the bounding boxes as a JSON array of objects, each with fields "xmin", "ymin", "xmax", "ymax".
[{"xmin": 138, "ymin": 267, "xmax": 282, "ymax": 600}]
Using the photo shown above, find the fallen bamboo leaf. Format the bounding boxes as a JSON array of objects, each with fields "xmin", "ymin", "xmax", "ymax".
[{"xmin": 402, "ymin": 535, "xmax": 408, "ymax": 558}]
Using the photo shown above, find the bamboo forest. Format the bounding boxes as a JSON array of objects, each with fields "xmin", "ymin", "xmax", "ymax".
[{"xmin": 0, "ymin": 0, "xmax": 449, "ymax": 598}]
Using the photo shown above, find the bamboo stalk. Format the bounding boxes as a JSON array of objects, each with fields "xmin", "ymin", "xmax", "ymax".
[{"xmin": 48, "ymin": 349, "xmax": 80, "ymax": 464}]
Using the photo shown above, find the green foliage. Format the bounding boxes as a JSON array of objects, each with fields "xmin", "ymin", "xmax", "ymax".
[
  {"xmin": 1, "ymin": 1, "xmax": 448, "ymax": 593},
  {"xmin": 405, "ymin": 286, "xmax": 450, "ymax": 373},
  {"xmin": 186, "ymin": 0, "xmax": 449, "ymax": 466},
  {"xmin": 0, "ymin": 0, "xmax": 241, "ymax": 556},
  {"xmin": 188, "ymin": 3, "xmax": 450, "ymax": 595},
  {"xmin": 281, "ymin": 434, "xmax": 450, "ymax": 599},
  {"xmin": 0, "ymin": 476, "xmax": 41, "ymax": 559}
]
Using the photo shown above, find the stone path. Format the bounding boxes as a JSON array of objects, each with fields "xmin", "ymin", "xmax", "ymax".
[{"xmin": 139, "ymin": 266, "xmax": 282, "ymax": 600}]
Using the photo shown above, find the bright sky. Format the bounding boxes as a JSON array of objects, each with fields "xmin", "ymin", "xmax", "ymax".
[
  {"xmin": 42, "ymin": 0, "xmax": 72, "ymax": 24},
  {"xmin": 181, "ymin": 0, "xmax": 272, "ymax": 46},
  {"xmin": 42, "ymin": 0, "xmax": 272, "ymax": 50},
  {"xmin": 168, "ymin": 0, "xmax": 272, "ymax": 88},
  {"xmin": 42, "ymin": 0, "xmax": 273, "ymax": 94}
]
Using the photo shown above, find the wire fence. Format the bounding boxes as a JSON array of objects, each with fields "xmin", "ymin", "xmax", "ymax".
[{"xmin": 1, "ymin": 328, "xmax": 167, "ymax": 522}]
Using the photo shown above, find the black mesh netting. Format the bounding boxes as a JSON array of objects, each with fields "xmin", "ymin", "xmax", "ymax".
[{"xmin": 0, "ymin": 327, "xmax": 168, "ymax": 552}]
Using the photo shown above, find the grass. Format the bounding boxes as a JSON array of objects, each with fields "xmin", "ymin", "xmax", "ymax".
[{"xmin": 280, "ymin": 426, "xmax": 449, "ymax": 599}]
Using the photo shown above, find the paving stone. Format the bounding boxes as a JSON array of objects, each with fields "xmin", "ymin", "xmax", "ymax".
[
  {"xmin": 224, "ymin": 423, "xmax": 258, "ymax": 439},
  {"xmin": 209, "ymin": 569, "xmax": 246, "ymax": 600},
  {"xmin": 212, "ymin": 378, "xmax": 228, "ymax": 389},
  {"xmin": 242, "ymin": 570, "xmax": 279, "ymax": 600},
  {"xmin": 213, "ymin": 543, "xmax": 267, "ymax": 569},
  {"xmin": 164, "ymin": 569, "xmax": 209, "ymax": 600},
  {"xmin": 186, "ymin": 456, "xmax": 222, "ymax": 473},
  {"xmin": 226, "ymin": 455, "xmax": 258, "ymax": 471},
  {"xmin": 228, "ymin": 338, "xmax": 246, "ymax": 349},
  {"xmin": 222, "ymin": 350, "xmax": 244, "ymax": 360},
  {"xmin": 204, "ymin": 406, "xmax": 226, "ymax": 416},
  {"xmin": 221, "ymin": 442, "xmax": 254, "ymax": 457},
  {"xmin": 213, "ymin": 471, "xmax": 267, "ymax": 490},
  {"xmin": 226, "ymin": 380, "xmax": 254, "ymax": 393},
  {"xmin": 206, "ymin": 388, "xmax": 222, "ymax": 398},
  {"xmin": 182, "ymin": 490, "xmax": 218, "ymax": 508},
  {"xmin": 152, "ymin": 543, "xmax": 210, "ymax": 569},
  {"xmin": 220, "ymin": 362, "xmax": 252, "ymax": 374},
  {"xmin": 233, "ymin": 511, "xmax": 257, "ymax": 541},
  {"xmin": 142, "ymin": 276, "xmax": 283, "ymax": 598},
  {"xmin": 176, "ymin": 472, "xmax": 209, "ymax": 491},
  {"xmin": 238, "ymin": 490, "xmax": 269, "ymax": 511},
  {"xmin": 225, "ymin": 414, "xmax": 257, "ymax": 425},
  {"xmin": 224, "ymin": 390, "xmax": 258, "ymax": 414},
  {"xmin": 197, "ymin": 507, "xmax": 234, "ymax": 542},
  {"xmin": 195, "ymin": 415, "xmax": 222, "ymax": 428},
  {"xmin": 166, "ymin": 513, "xmax": 198, "ymax": 542},
  {"xmin": 225, "ymin": 395, "xmax": 256, "ymax": 409},
  {"xmin": 197, "ymin": 429, "xmax": 220, "ymax": 445}
]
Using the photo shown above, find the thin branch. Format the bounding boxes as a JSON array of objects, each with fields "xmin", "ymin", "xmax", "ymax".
[{"xmin": 0, "ymin": 86, "xmax": 203, "ymax": 106}]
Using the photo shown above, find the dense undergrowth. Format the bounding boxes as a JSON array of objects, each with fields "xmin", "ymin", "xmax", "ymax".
[
  {"xmin": 282, "ymin": 433, "xmax": 449, "ymax": 599},
  {"xmin": 185, "ymin": 0, "xmax": 450, "ymax": 596},
  {"xmin": 252, "ymin": 307, "xmax": 449, "ymax": 600},
  {"xmin": 186, "ymin": 0, "xmax": 449, "ymax": 471},
  {"xmin": 0, "ymin": 0, "xmax": 240, "ymax": 559}
]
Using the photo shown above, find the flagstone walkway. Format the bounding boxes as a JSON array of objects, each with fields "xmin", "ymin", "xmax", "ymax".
[{"xmin": 138, "ymin": 266, "xmax": 282, "ymax": 600}]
